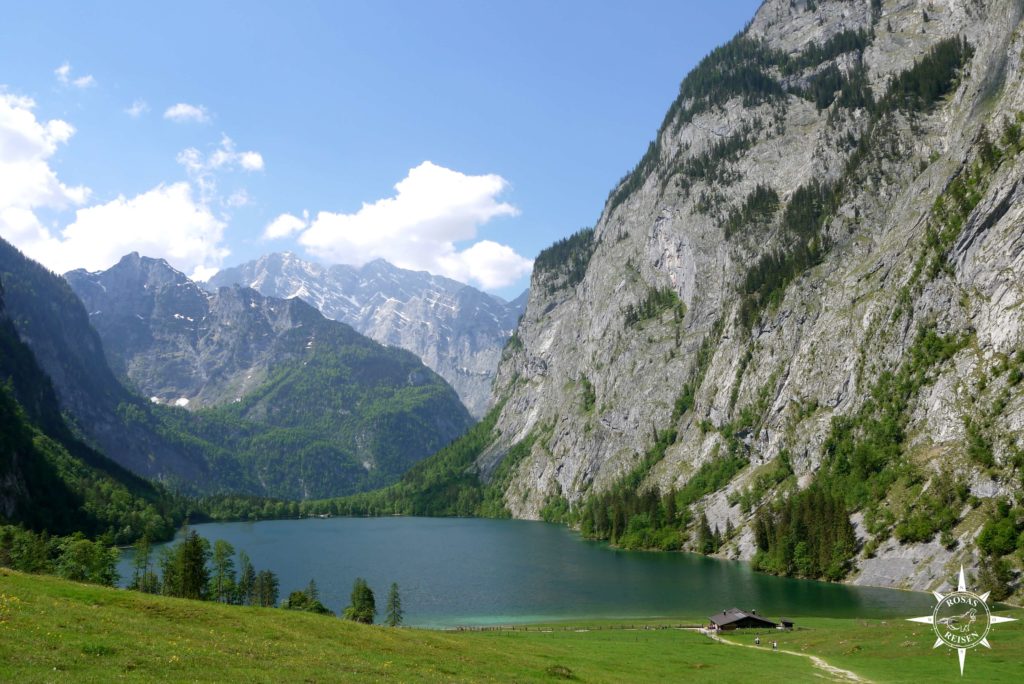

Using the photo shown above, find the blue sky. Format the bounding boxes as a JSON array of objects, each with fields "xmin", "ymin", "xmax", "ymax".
[{"xmin": 0, "ymin": 0, "xmax": 761, "ymax": 299}]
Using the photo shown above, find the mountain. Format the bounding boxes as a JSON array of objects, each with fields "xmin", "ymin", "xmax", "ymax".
[
  {"xmin": 352, "ymin": 0, "xmax": 1024, "ymax": 596},
  {"xmin": 0, "ymin": 237, "xmax": 210, "ymax": 483},
  {"xmin": 207, "ymin": 253, "xmax": 526, "ymax": 417},
  {"xmin": 0, "ymin": 276, "xmax": 182, "ymax": 542},
  {"xmin": 64, "ymin": 253, "xmax": 474, "ymax": 499}
]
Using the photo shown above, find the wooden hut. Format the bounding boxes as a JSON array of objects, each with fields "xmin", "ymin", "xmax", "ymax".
[{"xmin": 707, "ymin": 608, "xmax": 778, "ymax": 631}]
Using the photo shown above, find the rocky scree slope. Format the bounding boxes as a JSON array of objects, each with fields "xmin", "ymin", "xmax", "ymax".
[
  {"xmin": 208, "ymin": 253, "xmax": 526, "ymax": 418},
  {"xmin": 482, "ymin": 0, "xmax": 1024, "ymax": 594},
  {"xmin": 64, "ymin": 253, "xmax": 474, "ymax": 499}
]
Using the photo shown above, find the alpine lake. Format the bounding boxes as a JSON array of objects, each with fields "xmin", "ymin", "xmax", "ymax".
[{"xmin": 118, "ymin": 517, "xmax": 936, "ymax": 628}]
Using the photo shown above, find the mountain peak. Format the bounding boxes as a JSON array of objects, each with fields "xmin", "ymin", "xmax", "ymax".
[
  {"xmin": 208, "ymin": 252, "xmax": 529, "ymax": 417},
  {"xmin": 56, "ymin": 250, "xmax": 473, "ymax": 499},
  {"xmin": 106, "ymin": 252, "xmax": 190, "ymax": 282}
]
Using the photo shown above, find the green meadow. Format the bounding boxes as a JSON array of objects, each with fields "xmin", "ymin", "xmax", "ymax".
[{"xmin": 2, "ymin": 569, "xmax": 1021, "ymax": 682}]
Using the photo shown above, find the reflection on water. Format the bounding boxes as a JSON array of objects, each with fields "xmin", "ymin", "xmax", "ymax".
[{"xmin": 119, "ymin": 517, "xmax": 935, "ymax": 627}]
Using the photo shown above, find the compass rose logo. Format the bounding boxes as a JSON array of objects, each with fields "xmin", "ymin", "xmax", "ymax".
[{"xmin": 907, "ymin": 565, "xmax": 1017, "ymax": 676}]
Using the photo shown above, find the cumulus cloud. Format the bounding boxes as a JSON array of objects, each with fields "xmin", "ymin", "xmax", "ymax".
[
  {"xmin": 263, "ymin": 211, "xmax": 308, "ymax": 240},
  {"xmin": 0, "ymin": 93, "xmax": 89, "ymax": 267},
  {"xmin": 437, "ymin": 240, "xmax": 536, "ymax": 291},
  {"xmin": 125, "ymin": 99, "xmax": 149, "ymax": 118},
  {"xmin": 0, "ymin": 93, "xmax": 89, "ymax": 214},
  {"xmin": 10, "ymin": 183, "xmax": 228, "ymax": 281},
  {"xmin": 164, "ymin": 103, "xmax": 209, "ymax": 123},
  {"xmin": 294, "ymin": 161, "xmax": 531, "ymax": 289},
  {"xmin": 54, "ymin": 62, "xmax": 96, "ymax": 89},
  {"xmin": 0, "ymin": 95, "xmax": 230, "ymax": 280},
  {"xmin": 238, "ymin": 151, "xmax": 264, "ymax": 171}
]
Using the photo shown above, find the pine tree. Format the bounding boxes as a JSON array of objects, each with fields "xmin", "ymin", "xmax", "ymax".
[
  {"xmin": 129, "ymin": 535, "xmax": 160, "ymax": 593},
  {"xmin": 158, "ymin": 546, "xmax": 180, "ymax": 597},
  {"xmin": 179, "ymin": 530, "xmax": 210, "ymax": 600},
  {"xmin": 344, "ymin": 577, "xmax": 376, "ymax": 624},
  {"xmin": 237, "ymin": 551, "xmax": 255, "ymax": 605},
  {"xmin": 699, "ymin": 513, "xmax": 714, "ymax": 555},
  {"xmin": 664, "ymin": 489, "xmax": 678, "ymax": 524},
  {"xmin": 129, "ymin": 535, "xmax": 148, "ymax": 589},
  {"xmin": 385, "ymin": 582, "xmax": 403, "ymax": 627},
  {"xmin": 253, "ymin": 570, "xmax": 279, "ymax": 607},
  {"xmin": 211, "ymin": 540, "xmax": 236, "ymax": 603}
]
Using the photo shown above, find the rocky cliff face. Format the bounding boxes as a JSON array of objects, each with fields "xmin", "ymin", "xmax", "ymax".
[
  {"xmin": 485, "ymin": 0, "xmax": 1024, "ymax": 593},
  {"xmin": 207, "ymin": 253, "xmax": 525, "ymax": 418}
]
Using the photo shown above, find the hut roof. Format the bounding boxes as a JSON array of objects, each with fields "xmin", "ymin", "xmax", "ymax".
[{"xmin": 708, "ymin": 608, "xmax": 778, "ymax": 628}]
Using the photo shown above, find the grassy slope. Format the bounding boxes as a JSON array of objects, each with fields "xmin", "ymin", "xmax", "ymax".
[
  {"xmin": 2, "ymin": 570, "xmax": 1022, "ymax": 683},
  {"xmin": 717, "ymin": 615, "xmax": 1024, "ymax": 683},
  {"xmin": 0, "ymin": 569, "xmax": 813, "ymax": 683}
]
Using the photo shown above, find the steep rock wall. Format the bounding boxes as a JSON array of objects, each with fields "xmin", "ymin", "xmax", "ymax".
[{"xmin": 486, "ymin": 0, "xmax": 1024, "ymax": 592}]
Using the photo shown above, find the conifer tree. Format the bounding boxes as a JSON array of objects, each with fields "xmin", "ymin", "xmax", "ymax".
[
  {"xmin": 385, "ymin": 582, "xmax": 403, "ymax": 627},
  {"xmin": 237, "ymin": 551, "xmax": 255, "ymax": 605},
  {"xmin": 129, "ymin": 535, "xmax": 160, "ymax": 593},
  {"xmin": 253, "ymin": 570, "xmax": 279, "ymax": 607},
  {"xmin": 344, "ymin": 577, "xmax": 376, "ymax": 624},
  {"xmin": 699, "ymin": 513, "xmax": 715, "ymax": 555},
  {"xmin": 179, "ymin": 530, "xmax": 211, "ymax": 600},
  {"xmin": 211, "ymin": 540, "xmax": 236, "ymax": 603}
]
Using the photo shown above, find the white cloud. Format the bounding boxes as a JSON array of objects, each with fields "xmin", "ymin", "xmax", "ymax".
[
  {"xmin": 263, "ymin": 212, "xmax": 307, "ymax": 240},
  {"xmin": 437, "ymin": 240, "xmax": 535, "ymax": 291},
  {"xmin": 11, "ymin": 182, "xmax": 228, "ymax": 280},
  {"xmin": 54, "ymin": 62, "xmax": 96, "ymax": 89},
  {"xmin": 296, "ymin": 161, "xmax": 531, "ymax": 289},
  {"xmin": 0, "ymin": 93, "xmax": 89, "ymax": 213},
  {"xmin": 0, "ymin": 94, "xmax": 230, "ymax": 281},
  {"xmin": 177, "ymin": 135, "xmax": 262, "ymax": 174},
  {"xmin": 164, "ymin": 103, "xmax": 209, "ymax": 123},
  {"xmin": 125, "ymin": 99, "xmax": 149, "ymax": 118},
  {"xmin": 176, "ymin": 135, "xmax": 263, "ymax": 204},
  {"xmin": 238, "ymin": 151, "xmax": 264, "ymax": 171}
]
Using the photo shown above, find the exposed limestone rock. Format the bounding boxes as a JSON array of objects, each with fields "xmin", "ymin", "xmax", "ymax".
[
  {"xmin": 485, "ymin": 0, "xmax": 1024, "ymax": 591},
  {"xmin": 208, "ymin": 253, "xmax": 526, "ymax": 418}
]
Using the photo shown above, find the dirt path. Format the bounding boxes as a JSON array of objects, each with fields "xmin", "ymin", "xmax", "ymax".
[{"xmin": 698, "ymin": 629, "xmax": 871, "ymax": 683}]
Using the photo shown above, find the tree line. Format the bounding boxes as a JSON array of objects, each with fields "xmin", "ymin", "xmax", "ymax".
[
  {"xmin": 0, "ymin": 525, "xmax": 119, "ymax": 586},
  {"xmin": 0, "ymin": 521, "xmax": 406, "ymax": 626},
  {"xmin": 751, "ymin": 484, "xmax": 857, "ymax": 581},
  {"xmin": 126, "ymin": 528, "xmax": 405, "ymax": 625}
]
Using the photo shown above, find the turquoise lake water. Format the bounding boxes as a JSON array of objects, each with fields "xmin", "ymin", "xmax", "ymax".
[{"xmin": 118, "ymin": 516, "xmax": 936, "ymax": 627}]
